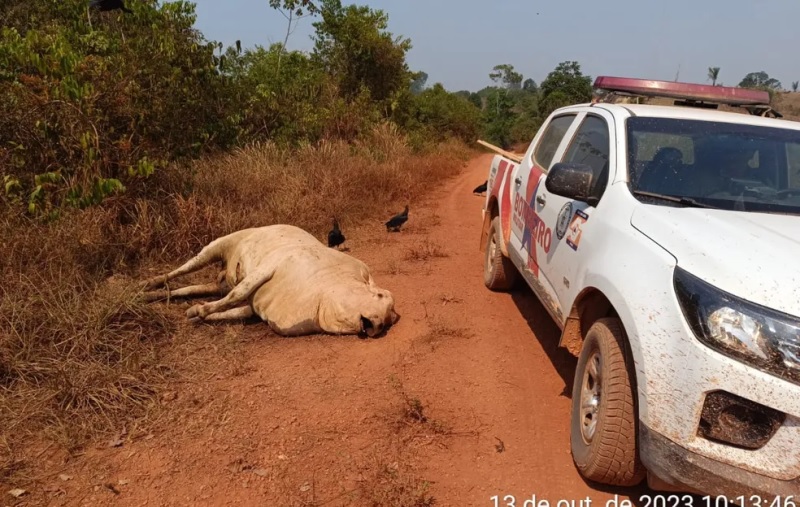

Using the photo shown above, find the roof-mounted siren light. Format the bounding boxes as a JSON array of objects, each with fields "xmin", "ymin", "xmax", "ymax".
[{"xmin": 591, "ymin": 76, "xmax": 780, "ymax": 116}]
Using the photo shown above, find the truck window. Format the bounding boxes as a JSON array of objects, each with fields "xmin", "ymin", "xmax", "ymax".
[
  {"xmin": 628, "ymin": 131, "xmax": 695, "ymax": 186},
  {"xmin": 562, "ymin": 115, "xmax": 611, "ymax": 201},
  {"xmin": 632, "ymin": 133, "xmax": 695, "ymax": 165},
  {"xmin": 788, "ymin": 142, "xmax": 800, "ymax": 188},
  {"xmin": 627, "ymin": 116, "xmax": 800, "ymax": 215},
  {"xmin": 533, "ymin": 114, "xmax": 576, "ymax": 171}
]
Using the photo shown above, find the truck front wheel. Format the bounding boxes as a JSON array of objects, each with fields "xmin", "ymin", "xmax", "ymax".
[
  {"xmin": 570, "ymin": 317, "xmax": 646, "ymax": 486},
  {"xmin": 484, "ymin": 216, "xmax": 518, "ymax": 291}
]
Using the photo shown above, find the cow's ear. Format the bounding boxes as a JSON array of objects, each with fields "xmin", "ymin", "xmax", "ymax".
[{"xmin": 360, "ymin": 265, "xmax": 372, "ymax": 284}]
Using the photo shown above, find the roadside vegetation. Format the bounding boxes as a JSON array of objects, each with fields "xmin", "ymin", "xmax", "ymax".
[{"xmin": 0, "ymin": 0, "xmax": 479, "ymax": 482}]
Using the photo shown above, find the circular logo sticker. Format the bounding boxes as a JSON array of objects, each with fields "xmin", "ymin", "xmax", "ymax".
[{"xmin": 556, "ymin": 202, "xmax": 573, "ymax": 240}]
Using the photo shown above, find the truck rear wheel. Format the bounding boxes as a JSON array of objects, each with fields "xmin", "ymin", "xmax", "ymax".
[
  {"xmin": 570, "ymin": 317, "xmax": 646, "ymax": 486},
  {"xmin": 484, "ymin": 216, "xmax": 518, "ymax": 291}
]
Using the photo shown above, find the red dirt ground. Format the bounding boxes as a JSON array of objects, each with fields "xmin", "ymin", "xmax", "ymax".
[{"xmin": 17, "ymin": 154, "xmax": 667, "ymax": 506}]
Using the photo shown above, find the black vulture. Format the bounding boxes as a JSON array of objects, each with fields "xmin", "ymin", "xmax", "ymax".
[
  {"xmin": 328, "ymin": 217, "xmax": 345, "ymax": 249},
  {"xmin": 385, "ymin": 205, "xmax": 409, "ymax": 232},
  {"xmin": 473, "ymin": 180, "xmax": 488, "ymax": 195},
  {"xmin": 90, "ymin": 0, "xmax": 133, "ymax": 13}
]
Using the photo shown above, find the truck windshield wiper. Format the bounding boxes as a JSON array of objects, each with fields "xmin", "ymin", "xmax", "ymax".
[{"xmin": 632, "ymin": 190, "xmax": 719, "ymax": 209}]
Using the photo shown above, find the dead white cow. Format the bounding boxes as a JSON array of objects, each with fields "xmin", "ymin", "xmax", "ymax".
[{"xmin": 141, "ymin": 224, "xmax": 399, "ymax": 337}]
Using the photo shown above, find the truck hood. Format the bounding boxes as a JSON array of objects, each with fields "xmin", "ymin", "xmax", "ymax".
[{"xmin": 631, "ymin": 206, "xmax": 800, "ymax": 318}]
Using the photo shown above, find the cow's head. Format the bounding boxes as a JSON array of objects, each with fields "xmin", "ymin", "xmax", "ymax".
[
  {"xmin": 319, "ymin": 284, "xmax": 399, "ymax": 338},
  {"xmin": 356, "ymin": 287, "xmax": 400, "ymax": 338}
]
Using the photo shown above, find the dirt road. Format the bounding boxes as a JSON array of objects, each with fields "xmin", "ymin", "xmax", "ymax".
[{"xmin": 39, "ymin": 154, "xmax": 663, "ymax": 506}]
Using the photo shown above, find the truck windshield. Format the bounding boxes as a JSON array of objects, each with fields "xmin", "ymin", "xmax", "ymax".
[{"xmin": 626, "ymin": 116, "xmax": 800, "ymax": 215}]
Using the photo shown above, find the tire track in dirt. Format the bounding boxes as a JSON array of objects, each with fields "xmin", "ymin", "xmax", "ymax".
[{"xmin": 37, "ymin": 154, "xmax": 662, "ymax": 506}]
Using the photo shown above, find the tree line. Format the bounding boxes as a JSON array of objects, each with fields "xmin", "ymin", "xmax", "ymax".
[
  {"xmin": 2, "ymin": 0, "xmax": 796, "ymax": 218},
  {"xmin": 708, "ymin": 66, "xmax": 797, "ymax": 94},
  {"xmin": 0, "ymin": 0, "xmax": 481, "ymax": 217}
]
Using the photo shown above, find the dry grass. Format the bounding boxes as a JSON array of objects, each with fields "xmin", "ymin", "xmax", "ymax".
[
  {"xmin": 355, "ymin": 458, "xmax": 437, "ymax": 507},
  {"xmin": 340, "ymin": 374, "xmax": 451, "ymax": 507},
  {"xmin": 415, "ymin": 319, "xmax": 472, "ymax": 353},
  {"xmin": 405, "ymin": 240, "xmax": 449, "ymax": 262},
  {"xmin": 775, "ymin": 92, "xmax": 800, "ymax": 122},
  {"xmin": 386, "ymin": 259, "xmax": 405, "ymax": 275},
  {"xmin": 0, "ymin": 125, "xmax": 477, "ymax": 482}
]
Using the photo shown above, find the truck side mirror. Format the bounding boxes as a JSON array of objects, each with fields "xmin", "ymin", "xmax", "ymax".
[{"xmin": 545, "ymin": 162, "xmax": 597, "ymax": 205}]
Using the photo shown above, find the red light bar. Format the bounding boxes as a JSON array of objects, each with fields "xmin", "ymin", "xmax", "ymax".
[{"xmin": 593, "ymin": 76, "xmax": 770, "ymax": 106}]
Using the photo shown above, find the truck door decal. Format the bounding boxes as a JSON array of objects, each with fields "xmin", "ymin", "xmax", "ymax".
[
  {"xmin": 565, "ymin": 209, "xmax": 588, "ymax": 251},
  {"xmin": 512, "ymin": 165, "xmax": 552, "ymax": 276},
  {"xmin": 498, "ymin": 161, "xmax": 514, "ymax": 244},
  {"xmin": 488, "ymin": 159, "xmax": 503, "ymax": 197}
]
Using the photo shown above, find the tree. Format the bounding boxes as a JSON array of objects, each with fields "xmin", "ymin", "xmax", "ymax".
[
  {"xmin": 408, "ymin": 83, "xmax": 481, "ymax": 142},
  {"xmin": 489, "ymin": 64, "xmax": 523, "ymax": 90},
  {"xmin": 223, "ymin": 43, "xmax": 329, "ymax": 144},
  {"xmin": 0, "ymin": 0, "xmax": 235, "ymax": 213},
  {"xmin": 483, "ymin": 64, "xmax": 522, "ymax": 145},
  {"xmin": 268, "ymin": 0, "xmax": 318, "ymax": 16},
  {"xmin": 523, "ymin": 78, "xmax": 538, "ymax": 93},
  {"xmin": 539, "ymin": 60, "xmax": 592, "ymax": 117},
  {"xmin": 707, "ymin": 66, "xmax": 720, "ymax": 86},
  {"xmin": 792, "ymin": 81, "xmax": 799, "ymax": 92},
  {"xmin": 738, "ymin": 71, "xmax": 781, "ymax": 90},
  {"xmin": 453, "ymin": 90, "xmax": 482, "ymax": 109},
  {"xmin": 269, "ymin": 0, "xmax": 317, "ymax": 76},
  {"xmin": 510, "ymin": 90, "xmax": 540, "ymax": 144},
  {"xmin": 482, "ymin": 88, "xmax": 516, "ymax": 148},
  {"xmin": 410, "ymin": 71, "xmax": 428, "ymax": 94},
  {"xmin": 311, "ymin": 0, "xmax": 412, "ymax": 105}
]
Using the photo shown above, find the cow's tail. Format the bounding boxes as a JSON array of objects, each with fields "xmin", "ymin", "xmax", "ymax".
[{"xmin": 142, "ymin": 231, "xmax": 243, "ymax": 290}]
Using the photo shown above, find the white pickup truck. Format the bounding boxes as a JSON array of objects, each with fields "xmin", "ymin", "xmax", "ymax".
[{"xmin": 479, "ymin": 77, "xmax": 800, "ymax": 498}]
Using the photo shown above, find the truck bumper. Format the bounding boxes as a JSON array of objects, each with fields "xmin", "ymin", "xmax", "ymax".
[{"xmin": 640, "ymin": 423, "xmax": 800, "ymax": 498}]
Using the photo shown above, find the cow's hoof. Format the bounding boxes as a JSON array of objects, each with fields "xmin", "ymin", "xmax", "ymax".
[
  {"xmin": 186, "ymin": 305, "xmax": 204, "ymax": 320},
  {"xmin": 188, "ymin": 316, "xmax": 203, "ymax": 324},
  {"xmin": 142, "ymin": 276, "xmax": 165, "ymax": 291},
  {"xmin": 142, "ymin": 290, "xmax": 166, "ymax": 302}
]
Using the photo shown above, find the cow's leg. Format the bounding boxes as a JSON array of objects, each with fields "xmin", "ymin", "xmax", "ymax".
[
  {"xmin": 186, "ymin": 268, "xmax": 275, "ymax": 322},
  {"xmin": 189, "ymin": 305, "xmax": 254, "ymax": 324},
  {"xmin": 142, "ymin": 235, "xmax": 235, "ymax": 291},
  {"xmin": 143, "ymin": 270, "xmax": 230, "ymax": 302},
  {"xmin": 143, "ymin": 281, "xmax": 223, "ymax": 302}
]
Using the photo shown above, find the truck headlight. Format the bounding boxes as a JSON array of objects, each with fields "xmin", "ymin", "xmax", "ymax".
[{"xmin": 674, "ymin": 266, "xmax": 800, "ymax": 386}]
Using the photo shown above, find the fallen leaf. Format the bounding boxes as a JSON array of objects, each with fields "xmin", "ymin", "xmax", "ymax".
[
  {"xmin": 299, "ymin": 483, "xmax": 311, "ymax": 492},
  {"xmin": 252, "ymin": 469, "xmax": 268, "ymax": 477},
  {"xmin": 8, "ymin": 488, "xmax": 27, "ymax": 498},
  {"xmin": 118, "ymin": 479, "xmax": 130, "ymax": 485},
  {"xmin": 59, "ymin": 474, "xmax": 73, "ymax": 481},
  {"xmin": 108, "ymin": 439, "xmax": 124, "ymax": 448}
]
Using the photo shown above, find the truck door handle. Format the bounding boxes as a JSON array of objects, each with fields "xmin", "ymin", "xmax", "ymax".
[
  {"xmin": 536, "ymin": 194, "xmax": 546, "ymax": 206},
  {"xmin": 514, "ymin": 177, "xmax": 522, "ymax": 185}
]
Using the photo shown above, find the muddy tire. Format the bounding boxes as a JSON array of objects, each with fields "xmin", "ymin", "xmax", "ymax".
[
  {"xmin": 483, "ymin": 216, "xmax": 518, "ymax": 291},
  {"xmin": 570, "ymin": 317, "xmax": 646, "ymax": 486}
]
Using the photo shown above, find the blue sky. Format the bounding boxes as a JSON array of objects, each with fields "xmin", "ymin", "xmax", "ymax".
[{"xmin": 191, "ymin": 0, "xmax": 800, "ymax": 93}]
